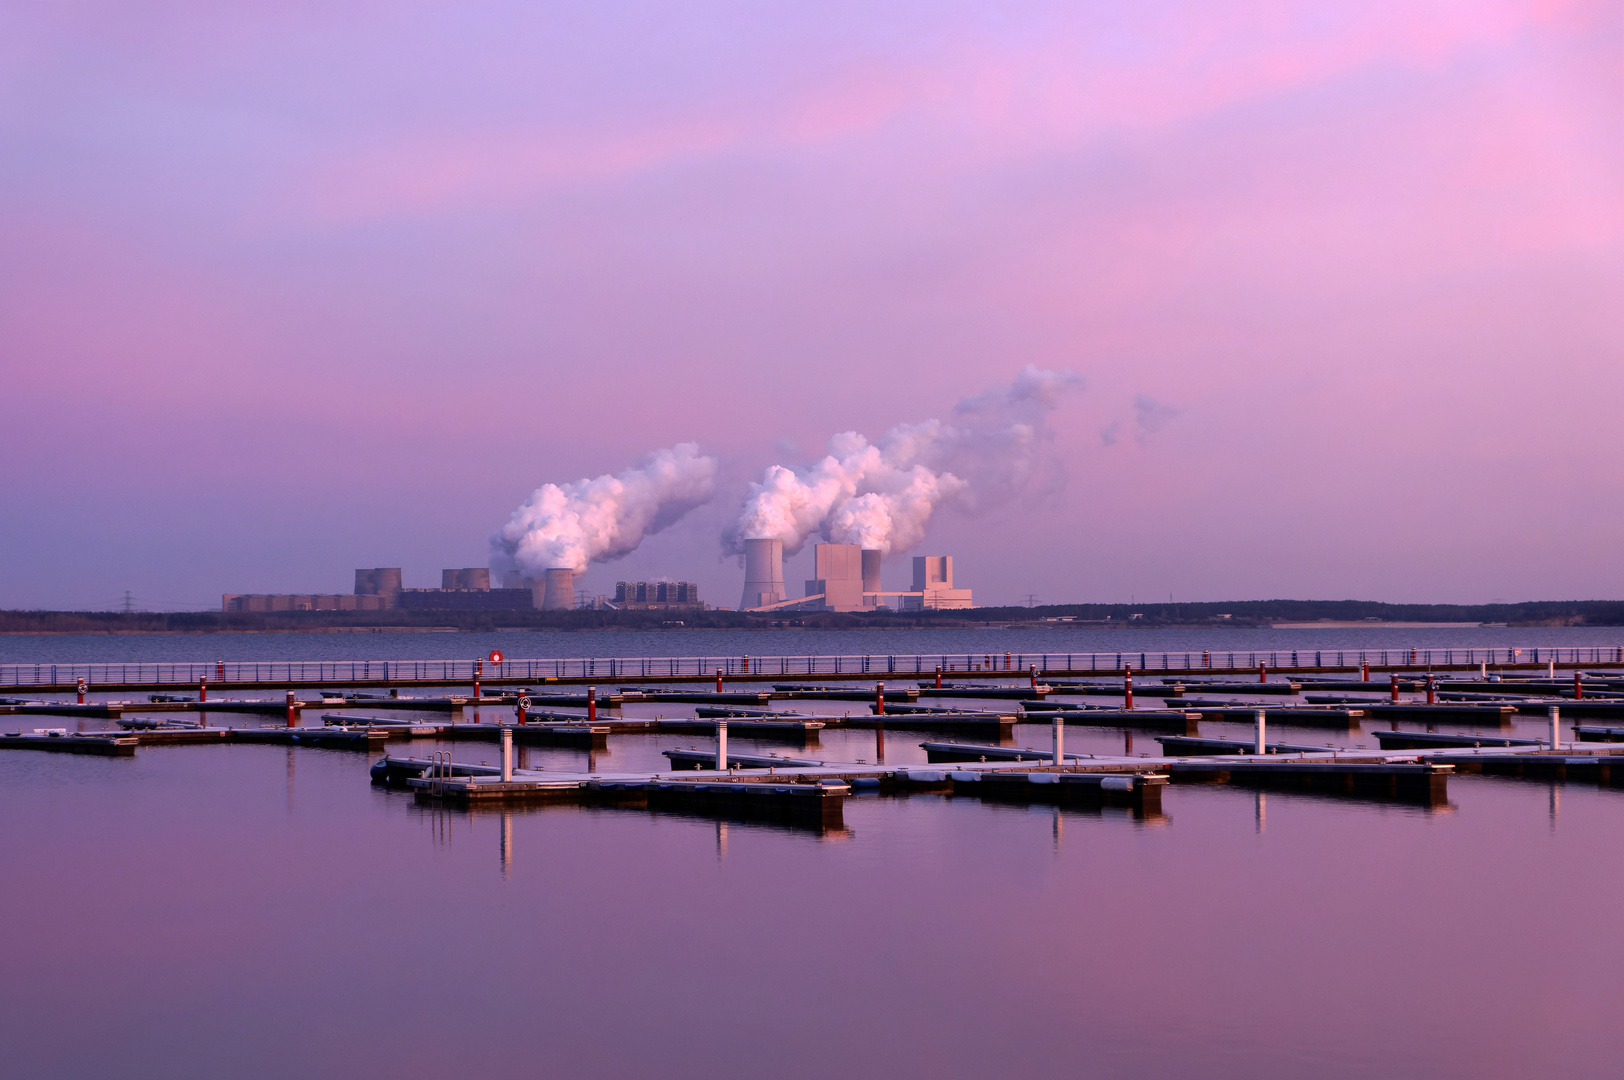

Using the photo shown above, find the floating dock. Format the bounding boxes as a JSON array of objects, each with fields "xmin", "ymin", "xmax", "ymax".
[
  {"xmin": 920, "ymin": 741, "xmax": 1083, "ymax": 764},
  {"xmin": 1169, "ymin": 760, "xmax": 1452, "ymax": 805},
  {"xmin": 1021, "ymin": 709, "xmax": 1201, "ymax": 734},
  {"xmin": 1154, "ymin": 735, "xmax": 1342, "ymax": 755},
  {"xmin": 0, "ymin": 731, "xmax": 138, "ymax": 755},
  {"xmin": 1371, "ymin": 730, "xmax": 1542, "ymax": 750}
]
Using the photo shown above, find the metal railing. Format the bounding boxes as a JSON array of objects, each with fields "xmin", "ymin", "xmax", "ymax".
[{"xmin": 3, "ymin": 645, "xmax": 1623, "ymax": 688}]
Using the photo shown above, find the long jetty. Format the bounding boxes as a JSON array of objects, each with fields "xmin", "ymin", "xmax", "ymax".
[{"xmin": 5, "ymin": 644, "xmax": 1624, "ymax": 692}]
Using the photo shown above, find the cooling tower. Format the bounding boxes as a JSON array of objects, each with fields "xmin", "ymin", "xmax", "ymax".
[
  {"xmin": 442, "ymin": 568, "xmax": 492, "ymax": 590},
  {"xmin": 861, "ymin": 549, "xmax": 882, "ymax": 594},
  {"xmin": 541, "ymin": 567, "xmax": 576, "ymax": 610},
  {"xmin": 739, "ymin": 538, "xmax": 786, "ymax": 610},
  {"xmin": 355, "ymin": 568, "xmax": 402, "ymax": 596}
]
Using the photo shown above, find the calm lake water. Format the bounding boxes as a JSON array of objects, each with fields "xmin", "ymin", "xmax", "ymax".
[
  {"xmin": 1, "ymin": 623, "xmax": 1620, "ymax": 665},
  {"xmin": 4, "ymin": 628, "xmax": 1623, "ymax": 1078}
]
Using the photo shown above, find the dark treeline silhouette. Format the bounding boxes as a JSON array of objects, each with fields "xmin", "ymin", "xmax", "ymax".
[{"xmin": 0, "ymin": 598, "xmax": 1621, "ymax": 634}]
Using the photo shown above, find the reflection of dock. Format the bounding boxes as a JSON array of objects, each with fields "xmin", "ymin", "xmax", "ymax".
[{"xmin": 1170, "ymin": 760, "xmax": 1451, "ymax": 805}]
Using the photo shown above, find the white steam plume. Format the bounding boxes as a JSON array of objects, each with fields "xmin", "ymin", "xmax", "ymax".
[
  {"xmin": 726, "ymin": 366, "xmax": 1080, "ymax": 556},
  {"xmin": 492, "ymin": 443, "xmax": 718, "ymax": 577}
]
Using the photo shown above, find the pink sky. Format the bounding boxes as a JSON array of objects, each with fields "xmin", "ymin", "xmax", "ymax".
[{"xmin": 2, "ymin": 1, "xmax": 1621, "ymax": 609}]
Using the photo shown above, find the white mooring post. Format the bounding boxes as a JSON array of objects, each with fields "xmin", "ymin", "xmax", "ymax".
[
  {"xmin": 1549, "ymin": 705, "xmax": 1560, "ymax": 753},
  {"xmin": 1255, "ymin": 709, "xmax": 1267, "ymax": 756},
  {"xmin": 716, "ymin": 720, "xmax": 728, "ymax": 771},
  {"xmin": 1549, "ymin": 660, "xmax": 1555, "ymax": 678},
  {"xmin": 1052, "ymin": 716, "xmax": 1063, "ymax": 765},
  {"xmin": 501, "ymin": 726, "xmax": 513, "ymax": 782}
]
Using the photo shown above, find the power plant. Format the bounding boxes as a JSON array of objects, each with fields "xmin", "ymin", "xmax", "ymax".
[
  {"xmin": 220, "ymin": 547, "xmax": 970, "ymax": 615},
  {"xmin": 226, "ymin": 566, "xmax": 536, "ymax": 612},
  {"xmin": 613, "ymin": 581, "xmax": 703, "ymax": 610},
  {"xmin": 737, "ymin": 542, "xmax": 973, "ymax": 612}
]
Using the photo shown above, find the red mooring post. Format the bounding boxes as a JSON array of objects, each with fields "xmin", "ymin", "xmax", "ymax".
[
  {"xmin": 1390, "ymin": 674, "xmax": 1400, "ymax": 703},
  {"xmin": 1005, "ymin": 652, "xmax": 1012, "ymax": 671},
  {"xmin": 935, "ymin": 666, "xmax": 942, "ymax": 688},
  {"xmin": 285, "ymin": 690, "xmax": 297, "ymax": 728},
  {"xmin": 1124, "ymin": 665, "xmax": 1134, "ymax": 711},
  {"xmin": 77, "ymin": 678, "xmax": 86, "ymax": 705},
  {"xmin": 1259, "ymin": 662, "xmax": 1267, "ymax": 684},
  {"xmin": 716, "ymin": 668, "xmax": 723, "ymax": 693},
  {"xmin": 516, "ymin": 694, "xmax": 528, "ymax": 725},
  {"xmin": 199, "ymin": 676, "xmax": 207, "ymax": 702},
  {"xmin": 1576, "ymin": 672, "xmax": 1584, "ymax": 701},
  {"xmin": 1029, "ymin": 665, "xmax": 1037, "ymax": 689},
  {"xmin": 1427, "ymin": 676, "xmax": 1436, "ymax": 705},
  {"xmin": 588, "ymin": 686, "xmax": 597, "ymax": 723},
  {"xmin": 216, "ymin": 660, "xmax": 224, "ymax": 681},
  {"xmin": 876, "ymin": 682, "xmax": 885, "ymax": 716},
  {"xmin": 473, "ymin": 659, "xmax": 482, "ymax": 700},
  {"xmin": 1361, "ymin": 661, "xmax": 1369, "ymax": 681}
]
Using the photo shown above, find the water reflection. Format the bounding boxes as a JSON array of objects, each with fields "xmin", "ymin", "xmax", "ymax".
[{"xmin": 500, "ymin": 813, "xmax": 513, "ymax": 877}]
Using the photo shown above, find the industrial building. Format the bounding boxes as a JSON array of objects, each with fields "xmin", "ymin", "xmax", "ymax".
[
  {"xmin": 613, "ymin": 581, "xmax": 704, "ymax": 610},
  {"xmin": 737, "ymin": 541, "xmax": 973, "ymax": 612},
  {"xmin": 221, "ymin": 592, "xmax": 391, "ymax": 613},
  {"xmin": 224, "ymin": 567, "xmax": 534, "ymax": 612},
  {"xmin": 901, "ymin": 555, "xmax": 974, "ymax": 610}
]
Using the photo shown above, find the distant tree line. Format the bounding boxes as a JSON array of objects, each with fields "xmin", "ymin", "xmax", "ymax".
[{"xmin": 1, "ymin": 598, "xmax": 1622, "ymax": 634}]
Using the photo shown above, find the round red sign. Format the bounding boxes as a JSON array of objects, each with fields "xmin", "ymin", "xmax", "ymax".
[{"xmin": 489, "ymin": 650, "xmax": 504, "ymax": 664}]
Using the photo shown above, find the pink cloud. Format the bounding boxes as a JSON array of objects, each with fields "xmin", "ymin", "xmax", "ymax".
[{"xmin": 291, "ymin": 0, "xmax": 1603, "ymax": 222}]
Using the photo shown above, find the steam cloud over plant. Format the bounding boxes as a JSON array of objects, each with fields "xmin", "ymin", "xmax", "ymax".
[
  {"xmin": 491, "ymin": 443, "xmax": 718, "ymax": 577},
  {"xmin": 726, "ymin": 367, "xmax": 1080, "ymax": 556}
]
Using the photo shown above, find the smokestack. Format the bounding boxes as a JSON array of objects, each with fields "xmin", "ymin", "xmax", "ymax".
[
  {"xmin": 861, "ymin": 549, "xmax": 882, "ymax": 595},
  {"xmin": 740, "ymin": 538, "xmax": 785, "ymax": 610},
  {"xmin": 541, "ymin": 568, "xmax": 575, "ymax": 610}
]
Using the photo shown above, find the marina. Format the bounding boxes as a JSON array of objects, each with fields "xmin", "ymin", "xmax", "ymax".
[
  {"xmin": 6, "ymin": 629, "xmax": 1624, "ymax": 1080},
  {"xmin": 10, "ymin": 642, "xmax": 1624, "ymax": 835}
]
